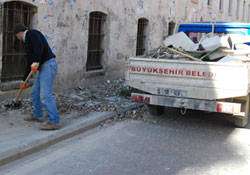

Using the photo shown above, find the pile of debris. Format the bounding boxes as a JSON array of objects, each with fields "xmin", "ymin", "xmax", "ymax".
[
  {"xmin": 0, "ymin": 79, "xmax": 140, "ymax": 119},
  {"xmin": 102, "ymin": 105, "xmax": 148, "ymax": 127},
  {"xmin": 145, "ymin": 46, "xmax": 185, "ymax": 59},
  {"xmin": 145, "ymin": 31, "xmax": 250, "ymax": 63}
]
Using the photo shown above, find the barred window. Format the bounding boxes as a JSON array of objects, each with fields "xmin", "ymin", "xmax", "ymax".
[
  {"xmin": 242, "ymin": 1, "xmax": 246, "ymax": 21},
  {"xmin": 236, "ymin": 0, "xmax": 240, "ymax": 18},
  {"xmin": 2, "ymin": 1, "xmax": 36, "ymax": 82},
  {"xmin": 219, "ymin": 0, "xmax": 224, "ymax": 10},
  {"xmin": 228, "ymin": 0, "xmax": 232, "ymax": 14},
  {"xmin": 248, "ymin": 5, "xmax": 250, "ymax": 22},
  {"xmin": 86, "ymin": 11, "xmax": 107, "ymax": 71},
  {"xmin": 207, "ymin": 0, "xmax": 212, "ymax": 6},
  {"xmin": 136, "ymin": 18, "xmax": 149, "ymax": 56},
  {"xmin": 168, "ymin": 22, "xmax": 176, "ymax": 36}
]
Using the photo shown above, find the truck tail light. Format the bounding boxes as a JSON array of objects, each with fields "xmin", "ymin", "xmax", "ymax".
[
  {"xmin": 145, "ymin": 97, "xmax": 150, "ymax": 104},
  {"xmin": 217, "ymin": 103, "xmax": 223, "ymax": 112},
  {"xmin": 138, "ymin": 96, "xmax": 143, "ymax": 103},
  {"xmin": 217, "ymin": 102, "xmax": 240, "ymax": 114},
  {"xmin": 131, "ymin": 94, "xmax": 150, "ymax": 104}
]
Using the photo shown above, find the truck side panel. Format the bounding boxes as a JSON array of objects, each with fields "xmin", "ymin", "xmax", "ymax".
[{"xmin": 126, "ymin": 57, "xmax": 249, "ymax": 100}]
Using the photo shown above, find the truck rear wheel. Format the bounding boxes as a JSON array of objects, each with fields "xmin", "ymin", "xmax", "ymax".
[
  {"xmin": 147, "ymin": 105, "xmax": 165, "ymax": 116},
  {"xmin": 234, "ymin": 95, "xmax": 249, "ymax": 128}
]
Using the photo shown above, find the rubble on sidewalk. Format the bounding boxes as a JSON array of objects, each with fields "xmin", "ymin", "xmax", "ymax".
[
  {"xmin": 101, "ymin": 105, "xmax": 148, "ymax": 127},
  {"xmin": 0, "ymin": 79, "xmax": 145, "ymax": 120}
]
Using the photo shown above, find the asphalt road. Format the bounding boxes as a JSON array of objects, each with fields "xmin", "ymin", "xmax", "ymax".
[{"xmin": 1, "ymin": 107, "xmax": 250, "ymax": 175}]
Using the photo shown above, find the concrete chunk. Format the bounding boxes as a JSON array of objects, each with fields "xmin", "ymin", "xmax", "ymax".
[
  {"xmin": 199, "ymin": 35, "xmax": 230, "ymax": 51},
  {"xmin": 208, "ymin": 51, "xmax": 227, "ymax": 60},
  {"xmin": 218, "ymin": 55, "xmax": 248, "ymax": 63},
  {"xmin": 220, "ymin": 48, "xmax": 250, "ymax": 56},
  {"xmin": 163, "ymin": 32, "xmax": 195, "ymax": 51},
  {"xmin": 235, "ymin": 43, "xmax": 250, "ymax": 50},
  {"xmin": 228, "ymin": 34, "xmax": 250, "ymax": 45}
]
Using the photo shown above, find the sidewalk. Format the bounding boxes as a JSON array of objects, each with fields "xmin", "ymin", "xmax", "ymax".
[{"xmin": 0, "ymin": 102, "xmax": 142, "ymax": 166}]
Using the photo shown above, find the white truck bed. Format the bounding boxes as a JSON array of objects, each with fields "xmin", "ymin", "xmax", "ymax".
[{"xmin": 126, "ymin": 57, "xmax": 250, "ymax": 100}]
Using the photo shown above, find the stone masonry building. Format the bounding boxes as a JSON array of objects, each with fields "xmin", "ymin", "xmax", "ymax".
[{"xmin": 0, "ymin": 0, "xmax": 249, "ymax": 99}]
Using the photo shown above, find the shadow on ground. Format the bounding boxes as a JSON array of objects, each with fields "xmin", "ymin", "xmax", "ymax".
[{"xmin": 139, "ymin": 107, "xmax": 250, "ymax": 175}]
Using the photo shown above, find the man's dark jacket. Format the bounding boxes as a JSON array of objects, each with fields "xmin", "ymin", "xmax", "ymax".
[{"xmin": 23, "ymin": 29, "xmax": 56, "ymax": 80}]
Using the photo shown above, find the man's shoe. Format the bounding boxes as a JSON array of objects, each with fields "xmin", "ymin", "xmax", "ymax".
[
  {"xmin": 24, "ymin": 115, "xmax": 44, "ymax": 122},
  {"xmin": 40, "ymin": 122, "xmax": 61, "ymax": 130}
]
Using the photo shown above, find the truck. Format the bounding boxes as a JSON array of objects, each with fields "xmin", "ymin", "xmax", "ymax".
[{"xmin": 125, "ymin": 22, "xmax": 250, "ymax": 127}]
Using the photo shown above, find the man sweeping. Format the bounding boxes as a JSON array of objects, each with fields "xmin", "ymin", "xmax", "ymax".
[{"xmin": 13, "ymin": 23, "xmax": 61, "ymax": 130}]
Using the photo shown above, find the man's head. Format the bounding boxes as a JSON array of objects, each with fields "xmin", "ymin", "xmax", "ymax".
[{"xmin": 13, "ymin": 23, "xmax": 27, "ymax": 40}]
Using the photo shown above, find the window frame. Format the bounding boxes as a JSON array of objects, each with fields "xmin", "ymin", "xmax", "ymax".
[
  {"xmin": 136, "ymin": 18, "xmax": 149, "ymax": 56},
  {"xmin": 219, "ymin": 0, "xmax": 224, "ymax": 11},
  {"xmin": 1, "ymin": 1, "xmax": 36, "ymax": 82},
  {"xmin": 236, "ymin": 0, "xmax": 240, "ymax": 19},
  {"xmin": 86, "ymin": 11, "xmax": 107, "ymax": 72},
  {"xmin": 207, "ymin": 0, "xmax": 212, "ymax": 6},
  {"xmin": 228, "ymin": 0, "xmax": 233, "ymax": 14}
]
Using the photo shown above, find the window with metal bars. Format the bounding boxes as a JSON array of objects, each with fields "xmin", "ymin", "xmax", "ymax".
[
  {"xmin": 168, "ymin": 22, "xmax": 176, "ymax": 36},
  {"xmin": 219, "ymin": 0, "xmax": 224, "ymax": 11},
  {"xmin": 242, "ymin": 1, "xmax": 246, "ymax": 21},
  {"xmin": 136, "ymin": 18, "xmax": 149, "ymax": 56},
  {"xmin": 86, "ymin": 11, "xmax": 107, "ymax": 71},
  {"xmin": 228, "ymin": 0, "xmax": 232, "ymax": 14},
  {"xmin": 236, "ymin": 0, "xmax": 240, "ymax": 19},
  {"xmin": 1, "ymin": 1, "xmax": 36, "ymax": 82},
  {"xmin": 207, "ymin": 0, "xmax": 212, "ymax": 6},
  {"xmin": 248, "ymin": 5, "xmax": 250, "ymax": 22}
]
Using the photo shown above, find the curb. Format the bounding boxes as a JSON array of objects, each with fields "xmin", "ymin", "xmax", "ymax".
[{"xmin": 0, "ymin": 103, "xmax": 143, "ymax": 167}]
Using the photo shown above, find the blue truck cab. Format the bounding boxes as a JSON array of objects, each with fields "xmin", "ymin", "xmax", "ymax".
[{"xmin": 177, "ymin": 21, "xmax": 250, "ymax": 44}]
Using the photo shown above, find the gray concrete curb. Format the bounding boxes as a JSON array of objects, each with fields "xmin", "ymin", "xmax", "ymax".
[{"xmin": 0, "ymin": 103, "xmax": 143, "ymax": 167}]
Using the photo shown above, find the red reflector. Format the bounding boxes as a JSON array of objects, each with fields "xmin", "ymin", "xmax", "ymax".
[
  {"xmin": 145, "ymin": 97, "xmax": 150, "ymax": 104},
  {"xmin": 217, "ymin": 103, "xmax": 223, "ymax": 112},
  {"xmin": 131, "ymin": 95, "xmax": 137, "ymax": 102},
  {"xmin": 138, "ymin": 96, "xmax": 143, "ymax": 103}
]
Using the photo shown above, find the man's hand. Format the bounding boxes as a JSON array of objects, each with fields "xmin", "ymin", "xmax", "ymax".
[
  {"xmin": 31, "ymin": 62, "xmax": 39, "ymax": 72},
  {"xmin": 20, "ymin": 81, "xmax": 27, "ymax": 90}
]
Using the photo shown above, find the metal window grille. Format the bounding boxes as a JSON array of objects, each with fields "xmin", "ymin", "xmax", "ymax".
[
  {"xmin": 243, "ymin": 1, "xmax": 246, "ymax": 21},
  {"xmin": 248, "ymin": 5, "xmax": 250, "ymax": 22},
  {"xmin": 136, "ymin": 18, "xmax": 148, "ymax": 56},
  {"xmin": 2, "ymin": 1, "xmax": 36, "ymax": 82},
  {"xmin": 86, "ymin": 12, "xmax": 106, "ymax": 71},
  {"xmin": 219, "ymin": 0, "xmax": 224, "ymax": 10},
  {"xmin": 236, "ymin": 0, "xmax": 240, "ymax": 18},
  {"xmin": 228, "ymin": 0, "xmax": 232, "ymax": 14},
  {"xmin": 168, "ymin": 22, "xmax": 176, "ymax": 36},
  {"xmin": 207, "ymin": 0, "xmax": 212, "ymax": 6}
]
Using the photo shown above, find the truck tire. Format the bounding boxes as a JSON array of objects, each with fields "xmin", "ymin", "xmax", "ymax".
[
  {"xmin": 147, "ymin": 105, "xmax": 165, "ymax": 116},
  {"xmin": 234, "ymin": 95, "xmax": 249, "ymax": 128},
  {"xmin": 234, "ymin": 116, "xmax": 248, "ymax": 128}
]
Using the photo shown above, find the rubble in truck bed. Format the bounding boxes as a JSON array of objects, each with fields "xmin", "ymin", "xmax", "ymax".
[
  {"xmin": 0, "ymin": 79, "xmax": 146, "ymax": 120},
  {"xmin": 145, "ymin": 46, "xmax": 186, "ymax": 59},
  {"xmin": 142, "ymin": 32, "xmax": 250, "ymax": 62}
]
